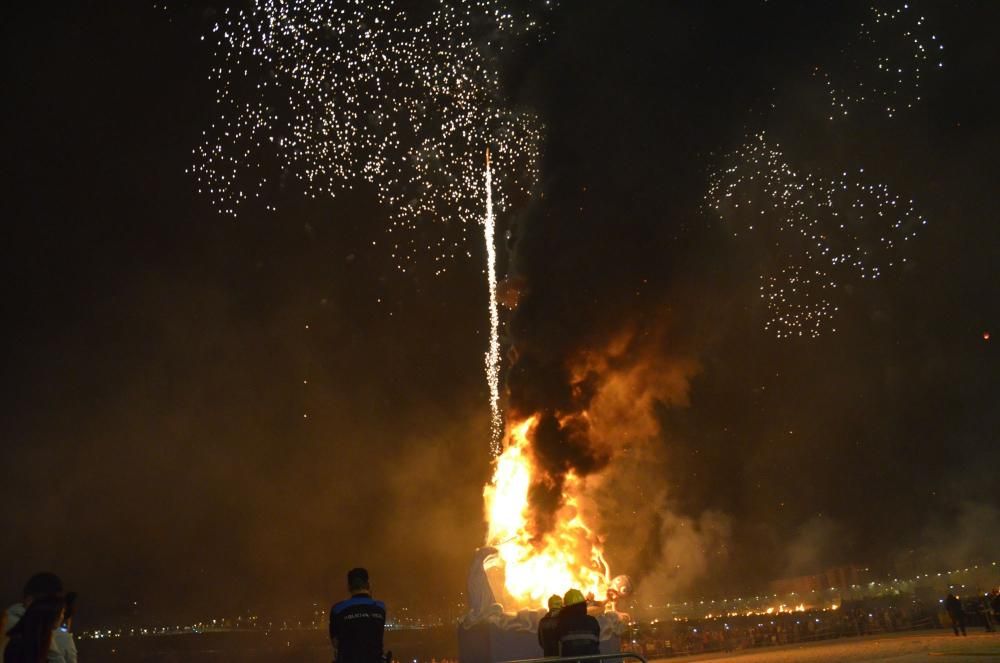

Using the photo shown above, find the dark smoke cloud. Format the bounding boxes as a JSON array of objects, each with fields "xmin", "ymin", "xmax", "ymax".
[{"xmin": 501, "ymin": 0, "xmax": 1000, "ymax": 600}]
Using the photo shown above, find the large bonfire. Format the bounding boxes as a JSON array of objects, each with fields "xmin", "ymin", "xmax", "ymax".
[
  {"xmin": 483, "ymin": 416, "xmax": 611, "ymax": 611},
  {"xmin": 476, "ymin": 324, "xmax": 698, "ymax": 614}
]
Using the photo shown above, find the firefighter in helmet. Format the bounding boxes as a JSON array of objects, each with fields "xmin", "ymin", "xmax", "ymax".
[
  {"xmin": 557, "ymin": 589, "xmax": 600, "ymax": 658},
  {"xmin": 538, "ymin": 594, "xmax": 563, "ymax": 656}
]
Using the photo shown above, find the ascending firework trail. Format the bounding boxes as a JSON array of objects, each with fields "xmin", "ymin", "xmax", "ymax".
[
  {"xmin": 192, "ymin": 0, "xmax": 555, "ymax": 454},
  {"xmin": 483, "ymin": 148, "xmax": 502, "ymax": 455}
]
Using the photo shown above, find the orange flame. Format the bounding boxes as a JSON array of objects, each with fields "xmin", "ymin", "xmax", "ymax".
[{"xmin": 483, "ymin": 416, "xmax": 611, "ymax": 611}]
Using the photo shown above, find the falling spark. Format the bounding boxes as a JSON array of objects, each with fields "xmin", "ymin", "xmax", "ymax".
[
  {"xmin": 192, "ymin": 0, "xmax": 546, "ymax": 272},
  {"xmin": 706, "ymin": 2, "xmax": 943, "ymax": 337},
  {"xmin": 192, "ymin": 0, "xmax": 555, "ymax": 452},
  {"xmin": 484, "ymin": 148, "xmax": 503, "ymax": 455},
  {"xmin": 817, "ymin": 1, "xmax": 943, "ymax": 120},
  {"xmin": 707, "ymin": 132, "xmax": 927, "ymax": 338},
  {"xmin": 760, "ymin": 267, "xmax": 838, "ymax": 339}
]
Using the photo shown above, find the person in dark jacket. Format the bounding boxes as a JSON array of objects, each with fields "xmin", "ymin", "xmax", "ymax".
[
  {"xmin": 982, "ymin": 593, "xmax": 996, "ymax": 632},
  {"xmin": 329, "ymin": 568, "xmax": 386, "ymax": 663},
  {"xmin": 945, "ymin": 593, "xmax": 966, "ymax": 636},
  {"xmin": 557, "ymin": 589, "xmax": 600, "ymax": 658},
  {"xmin": 538, "ymin": 594, "xmax": 563, "ymax": 656}
]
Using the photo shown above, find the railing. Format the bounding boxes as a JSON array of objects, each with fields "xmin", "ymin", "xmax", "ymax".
[{"xmin": 501, "ymin": 653, "xmax": 647, "ymax": 663}]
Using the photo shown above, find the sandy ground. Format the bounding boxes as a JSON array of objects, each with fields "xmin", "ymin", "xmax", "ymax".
[{"xmin": 651, "ymin": 630, "xmax": 1000, "ymax": 662}]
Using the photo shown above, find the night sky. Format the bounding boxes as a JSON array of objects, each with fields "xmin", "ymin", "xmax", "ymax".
[{"xmin": 2, "ymin": 1, "xmax": 998, "ymax": 627}]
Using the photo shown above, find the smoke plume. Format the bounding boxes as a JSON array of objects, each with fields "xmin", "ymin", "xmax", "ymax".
[{"xmin": 502, "ymin": 252, "xmax": 733, "ymax": 595}]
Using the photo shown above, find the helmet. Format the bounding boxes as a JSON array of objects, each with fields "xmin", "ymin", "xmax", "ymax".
[
  {"xmin": 563, "ymin": 589, "xmax": 586, "ymax": 607},
  {"xmin": 548, "ymin": 594, "xmax": 563, "ymax": 611}
]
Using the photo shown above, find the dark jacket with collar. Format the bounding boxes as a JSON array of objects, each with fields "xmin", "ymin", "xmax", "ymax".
[
  {"xmin": 538, "ymin": 609, "xmax": 561, "ymax": 656},
  {"xmin": 556, "ymin": 602, "xmax": 600, "ymax": 657},
  {"xmin": 329, "ymin": 593, "xmax": 386, "ymax": 663}
]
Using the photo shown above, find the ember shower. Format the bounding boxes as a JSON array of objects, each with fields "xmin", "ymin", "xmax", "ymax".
[
  {"xmin": 193, "ymin": 0, "xmax": 948, "ymax": 614},
  {"xmin": 193, "ymin": 0, "xmax": 552, "ymax": 451},
  {"xmin": 705, "ymin": 1, "xmax": 941, "ymax": 339},
  {"xmin": 193, "ymin": 0, "xmax": 635, "ymax": 608}
]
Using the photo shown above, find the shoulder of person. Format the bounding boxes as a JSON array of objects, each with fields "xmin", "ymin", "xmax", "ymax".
[{"xmin": 332, "ymin": 596, "xmax": 385, "ymax": 614}]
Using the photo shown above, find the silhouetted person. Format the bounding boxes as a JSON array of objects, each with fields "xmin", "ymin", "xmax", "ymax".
[
  {"xmin": 945, "ymin": 593, "xmax": 966, "ymax": 636},
  {"xmin": 4, "ymin": 574, "xmax": 62, "ymax": 632},
  {"xmin": 557, "ymin": 589, "xmax": 600, "ymax": 658},
  {"xmin": 979, "ymin": 594, "xmax": 995, "ymax": 633},
  {"xmin": 537, "ymin": 594, "xmax": 562, "ymax": 656},
  {"xmin": 329, "ymin": 568, "xmax": 386, "ymax": 663},
  {"xmin": 4, "ymin": 574, "xmax": 70, "ymax": 662},
  {"xmin": 4, "ymin": 596, "xmax": 65, "ymax": 663}
]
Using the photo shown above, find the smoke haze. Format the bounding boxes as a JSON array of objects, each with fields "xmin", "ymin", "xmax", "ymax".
[{"xmin": 2, "ymin": 1, "xmax": 999, "ymax": 626}]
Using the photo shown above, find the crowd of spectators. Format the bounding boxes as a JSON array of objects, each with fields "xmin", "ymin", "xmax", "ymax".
[{"xmin": 621, "ymin": 590, "xmax": 999, "ymax": 657}]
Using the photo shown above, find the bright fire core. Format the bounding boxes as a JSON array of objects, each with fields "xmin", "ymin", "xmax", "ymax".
[{"xmin": 484, "ymin": 417, "xmax": 611, "ymax": 610}]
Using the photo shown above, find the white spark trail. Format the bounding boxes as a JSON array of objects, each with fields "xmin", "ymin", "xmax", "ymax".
[{"xmin": 484, "ymin": 148, "xmax": 503, "ymax": 455}]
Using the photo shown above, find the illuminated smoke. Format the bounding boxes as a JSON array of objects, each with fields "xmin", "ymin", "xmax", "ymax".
[{"xmin": 484, "ymin": 149, "xmax": 502, "ymax": 455}]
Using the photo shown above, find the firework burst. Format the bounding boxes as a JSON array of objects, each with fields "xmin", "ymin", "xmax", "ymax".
[
  {"xmin": 707, "ymin": 1, "xmax": 942, "ymax": 338},
  {"xmin": 192, "ymin": 0, "xmax": 546, "ymax": 272},
  {"xmin": 193, "ymin": 0, "xmax": 554, "ymax": 452},
  {"xmin": 817, "ymin": 1, "xmax": 943, "ymax": 120},
  {"xmin": 707, "ymin": 132, "xmax": 927, "ymax": 338}
]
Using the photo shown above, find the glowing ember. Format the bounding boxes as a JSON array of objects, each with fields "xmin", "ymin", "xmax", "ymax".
[{"xmin": 483, "ymin": 417, "xmax": 611, "ymax": 610}]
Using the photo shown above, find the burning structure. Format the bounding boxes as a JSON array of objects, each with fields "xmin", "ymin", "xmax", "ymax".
[
  {"xmin": 458, "ymin": 133, "xmax": 707, "ymax": 661},
  {"xmin": 485, "ymin": 417, "xmax": 616, "ymax": 609},
  {"xmin": 459, "ymin": 321, "xmax": 699, "ymax": 662},
  {"xmin": 459, "ymin": 416, "xmax": 630, "ymax": 663}
]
